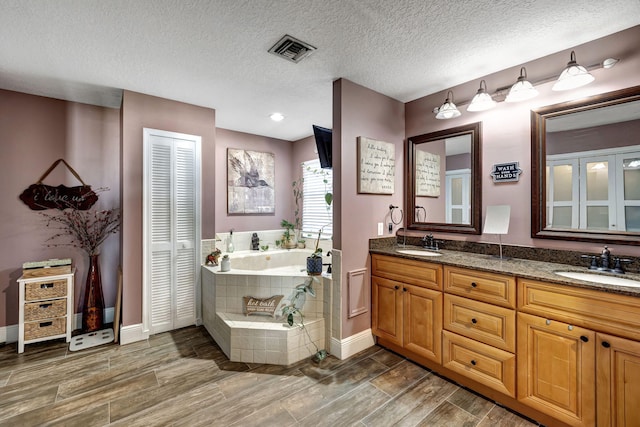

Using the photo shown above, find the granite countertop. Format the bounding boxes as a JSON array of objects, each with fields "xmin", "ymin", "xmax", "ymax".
[{"xmin": 370, "ymin": 246, "xmax": 640, "ymax": 298}]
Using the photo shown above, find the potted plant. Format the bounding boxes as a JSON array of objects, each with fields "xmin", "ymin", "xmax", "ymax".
[
  {"xmin": 280, "ymin": 219, "xmax": 297, "ymax": 249},
  {"xmin": 280, "ymin": 278, "xmax": 327, "ymax": 362},
  {"xmin": 306, "ymin": 228, "xmax": 324, "ymax": 275}
]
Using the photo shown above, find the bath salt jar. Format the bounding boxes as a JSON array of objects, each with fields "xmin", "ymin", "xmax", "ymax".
[{"xmin": 220, "ymin": 255, "xmax": 231, "ymax": 272}]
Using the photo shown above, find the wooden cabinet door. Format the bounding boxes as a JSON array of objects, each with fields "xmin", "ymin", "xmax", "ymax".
[
  {"xmin": 403, "ymin": 284, "xmax": 442, "ymax": 363},
  {"xmin": 372, "ymin": 276, "xmax": 403, "ymax": 347},
  {"xmin": 517, "ymin": 312, "xmax": 595, "ymax": 427},
  {"xmin": 597, "ymin": 333, "xmax": 640, "ymax": 427}
]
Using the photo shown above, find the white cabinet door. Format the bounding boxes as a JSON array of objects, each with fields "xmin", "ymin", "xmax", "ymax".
[{"xmin": 144, "ymin": 129, "xmax": 201, "ymax": 335}]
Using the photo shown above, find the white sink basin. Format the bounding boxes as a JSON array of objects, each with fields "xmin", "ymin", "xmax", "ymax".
[
  {"xmin": 554, "ymin": 271, "xmax": 640, "ymax": 288},
  {"xmin": 396, "ymin": 249, "xmax": 442, "ymax": 257}
]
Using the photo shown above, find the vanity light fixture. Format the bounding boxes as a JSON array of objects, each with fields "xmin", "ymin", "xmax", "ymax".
[
  {"xmin": 505, "ymin": 67, "xmax": 539, "ymax": 102},
  {"xmin": 552, "ymin": 50, "xmax": 595, "ymax": 91},
  {"xmin": 467, "ymin": 80, "xmax": 497, "ymax": 112},
  {"xmin": 269, "ymin": 112, "xmax": 285, "ymax": 122},
  {"xmin": 435, "ymin": 90, "xmax": 461, "ymax": 119}
]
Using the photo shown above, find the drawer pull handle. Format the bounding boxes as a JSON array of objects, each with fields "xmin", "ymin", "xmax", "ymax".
[
  {"xmin": 580, "ymin": 335, "xmax": 589, "ymax": 343},
  {"xmin": 471, "ymin": 318, "xmax": 477, "ymax": 324},
  {"xmin": 39, "ymin": 303, "xmax": 53, "ymax": 309},
  {"xmin": 40, "ymin": 321, "xmax": 53, "ymax": 327},
  {"xmin": 470, "ymin": 360, "xmax": 477, "ymax": 366},
  {"xmin": 40, "ymin": 283, "xmax": 54, "ymax": 289},
  {"xmin": 601, "ymin": 341, "xmax": 611, "ymax": 348},
  {"xmin": 470, "ymin": 282, "xmax": 477, "ymax": 288}
]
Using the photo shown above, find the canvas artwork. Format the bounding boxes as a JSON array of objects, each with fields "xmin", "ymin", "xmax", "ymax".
[
  {"xmin": 227, "ymin": 149, "xmax": 275, "ymax": 214},
  {"xmin": 357, "ymin": 137, "xmax": 395, "ymax": 194}
]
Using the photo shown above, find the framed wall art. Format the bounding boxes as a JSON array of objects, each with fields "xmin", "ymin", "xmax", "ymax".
[
  {"xmin": 227, "ymin": 148, "xmax": 275, "ymax": 214},
  {"xmin": 357, "ymin": 137, "xmax": 395, "ymax": 194}
]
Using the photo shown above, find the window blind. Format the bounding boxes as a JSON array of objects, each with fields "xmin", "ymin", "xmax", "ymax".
[{"xmin": 302, "ymin": 159, "xmax": 333, "ymax": 238}]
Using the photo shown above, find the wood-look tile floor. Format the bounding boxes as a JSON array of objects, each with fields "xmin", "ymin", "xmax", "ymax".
[{"xmin": 0, "ymin": 326, "xmax": 541, "ymax": 426}]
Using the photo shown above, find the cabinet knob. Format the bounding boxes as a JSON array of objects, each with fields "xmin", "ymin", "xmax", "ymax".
[
  {"xmin": 568, "ymin": 325, "xmax": 574, "ymax": 331},
  {"xmin": 601, "ymin": 341, "xmax": 611, "ymax": 348},
  {"xmin": 470, "ymin": 360, "xmax": 477, "ymax": 366},
  {"xmin": 580, "ymin": 335, "xmax": 589, "ymax": 343},
  {"xmin": 403, "ymin": 287, "xmax": 407, "ymax": 292},
  {"xmin": 471, "ymin": 318, "xmax": 477, "ymax": 324},
  {"xmin": 471, "ymin": 282, "xmax": 478, "ymax": 288},
  {"xmin": 394, "ymin": 285, "xmax": 399, "ymax": 290},
  {"xmin": 545, "ymin": 319, "xmax": 551, "ymax": 325}
]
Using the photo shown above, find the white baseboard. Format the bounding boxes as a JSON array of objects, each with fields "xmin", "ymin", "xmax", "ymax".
[
  {"xmin": 119, "ymin": 323, "xmax": 149, "ymax": 345},
  {"xmin": 1, "ymin": 307, "xmax": 116, "ymax": 345},
  {"xmin": 0, "ymin": 324, "xmax": 18, "ymax": 345},
  {"xmin": 330, "ymin": 329, "xmax": 376, "ymax": 360}
]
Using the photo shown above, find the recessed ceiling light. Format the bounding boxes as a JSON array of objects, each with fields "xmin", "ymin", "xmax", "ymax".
[{"xmin": 270, "ymin": 113, "xmax": 285, "ymax": 122}]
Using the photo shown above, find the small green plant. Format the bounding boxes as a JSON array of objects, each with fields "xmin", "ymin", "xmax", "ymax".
[{"xmin": 280, "ymin": 219, "xmax": 295, "ymax": 247}]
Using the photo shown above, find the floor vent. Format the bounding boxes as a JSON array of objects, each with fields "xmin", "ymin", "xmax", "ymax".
[{"xmin": 268, "ymin": 34, "xmax": 316, "ymax": 63}]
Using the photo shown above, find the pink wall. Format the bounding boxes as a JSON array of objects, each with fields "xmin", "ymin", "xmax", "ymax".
[
  {"xmin": 121, "ymin": 90, "xmax": 216, "ymax": 327},
  {"xmin": 333, "ymin": 79, "xmax": 405, "ymax": 338},
  {"xmin": 214, "ymin": 128, "xmax": 295, "ymax": 232},
  {"xmin": 0, "ymin": 89, "xmax": 120, "ymax": 328},
  {"xmin": 405, "ymin": 25, "xmax": 640, "ymax": 257}
]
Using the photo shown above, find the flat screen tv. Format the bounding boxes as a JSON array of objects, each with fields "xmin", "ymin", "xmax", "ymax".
[{"xmin": 312, "ymin": 125, "xmax": 332, "ymax": 169}]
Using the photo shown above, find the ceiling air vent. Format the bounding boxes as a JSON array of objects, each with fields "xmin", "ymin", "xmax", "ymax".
[{"xmin": 268, "ymin": 34, "xmax": 316, "ymax": 64}]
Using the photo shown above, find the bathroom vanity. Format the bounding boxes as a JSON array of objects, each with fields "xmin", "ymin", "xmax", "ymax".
[{"xmin": 370, "ymin": 247, "xmax": 640, "ymax": 427}]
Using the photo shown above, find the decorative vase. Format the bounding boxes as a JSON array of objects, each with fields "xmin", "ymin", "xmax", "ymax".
[
  {"xmin": 82, "ymin": 254, "xmax": 105, "ymax": 332},
  {"xmin": 306, "ymin": 257, "xmax": 323, "ymax": 276}
]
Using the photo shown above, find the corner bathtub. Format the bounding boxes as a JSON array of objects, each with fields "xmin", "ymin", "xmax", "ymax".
[
  {"xmin": 201, "ymin": 249, "xmax": 329, "ymax": 365},
  {"xmin": 211, "ymin": 248, "xmax": 329, "ymax": 276}
]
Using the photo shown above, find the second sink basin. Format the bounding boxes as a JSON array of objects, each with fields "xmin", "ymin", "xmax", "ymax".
[
  {"xmin": 396, "ymin": 249, "xmax": 442, "ymax": 257},
  {"xmin": 555, "ymin": 271, "xmax": 640, "ymax": 288}
]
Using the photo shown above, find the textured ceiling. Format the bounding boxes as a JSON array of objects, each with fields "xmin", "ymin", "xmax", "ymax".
[{"xmin": 1, "ymin": 0, "xmax": 639, "ymax": 141}]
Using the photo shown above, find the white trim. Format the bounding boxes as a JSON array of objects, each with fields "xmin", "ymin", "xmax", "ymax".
[
  {"xmin": 330, "ymin": 329, "xmax": 376, "ymax": 360},
  {"xmin": 1, "ymin": 324, "xmax": 19, "ymax": 344},
  {"xmin": 119, "ymin": 323, "xmax": 149, "ymax": 345}
]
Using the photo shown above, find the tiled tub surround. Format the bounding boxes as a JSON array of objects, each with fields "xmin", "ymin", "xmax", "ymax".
[{"xmin": 202, "ymin": 249, "xmax": 330, "ymax": 365}]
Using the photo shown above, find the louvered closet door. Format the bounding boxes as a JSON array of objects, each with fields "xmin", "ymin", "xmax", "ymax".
[{"xmin": 145, "ymin": 129, "xmax": 201, "ymax": 335}]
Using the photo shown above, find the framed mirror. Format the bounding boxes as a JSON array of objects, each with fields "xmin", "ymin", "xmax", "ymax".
[
  {"xmin": 406, "ymin": 122, "xmax": 482, "ymax": 234},
  {"xmin": 532, "ymin": 85, "xmax": 640, "ymax": 244}
]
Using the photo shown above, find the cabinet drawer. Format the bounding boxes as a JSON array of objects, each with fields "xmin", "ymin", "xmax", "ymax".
[
  {"xmin": 444, "ymin": 266, "xmax": 515, "ymax": 308},
  {"xmin": 518, "ymin": 278, "xmax": 640, "ymax": 341},
  {"xmin": 24, "ymin": 317, "xmax": 66, "ymax": 340},
  {"xmin": 444, "ymin": 294, "xmax": 515, "ymax": 352},
  {"xmin": 24, "ymin": 299, "xmax": 67, "ymax": 321},
  {"xmin": 442, "ymin": 330, "xmax": 516, "ymax": 397},
  {"xmin": 372, "ymin": 254, "xmax": 442, "ymax": 290},
  {"xmin": 24, "ymin": 279, "xmax": 67, "ymax": 301}
]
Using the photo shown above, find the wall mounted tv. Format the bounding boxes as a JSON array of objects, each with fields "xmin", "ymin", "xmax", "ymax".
[{"xmin": 312, "ymin": 125, "xmax": 332, "ymax": 169}]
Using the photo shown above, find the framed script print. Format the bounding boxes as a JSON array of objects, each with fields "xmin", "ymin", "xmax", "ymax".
[
  {"xmin": 357, "ymin": 137, "xmax": 395, "ymax": 194},
  {"xmin": 227, "ymin": 149, "xmax": 275, "ymax": 214}
]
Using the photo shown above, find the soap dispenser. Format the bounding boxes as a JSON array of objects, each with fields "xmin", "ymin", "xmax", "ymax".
[{"xmin": 227, "ymin": 230, "xmax": 234, "ymax": 253}]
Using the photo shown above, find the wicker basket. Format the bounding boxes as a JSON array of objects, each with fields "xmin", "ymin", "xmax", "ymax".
[
  {"xmin": 25, "ymin": 279, "xmax": 67, "ymax": 301},
  {"xmin": 24, "ymin": 299, "xmax": 67, "ymax": 321},
  {"xmin": 24, "ymin": 317, "xmax": 66, "ymax": 340}
]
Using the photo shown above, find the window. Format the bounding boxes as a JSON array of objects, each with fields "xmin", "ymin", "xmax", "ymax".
[{"xmin": 301, "ymin": 159, "xmax": 332, "ymax": 238}]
